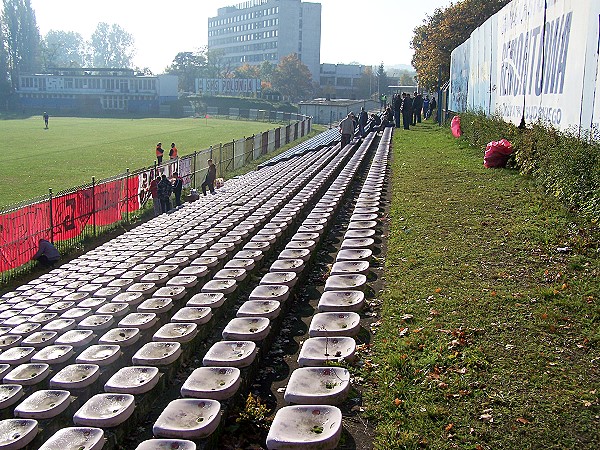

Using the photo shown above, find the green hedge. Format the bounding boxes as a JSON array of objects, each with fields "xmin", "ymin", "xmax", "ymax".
[{"xmin": 459, "ymin": 112, "xmax": 599, "ymax": 222}]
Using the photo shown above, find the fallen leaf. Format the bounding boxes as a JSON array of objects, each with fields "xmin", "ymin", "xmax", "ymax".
[
  {"xmin": 444, "ymin": 423, "xmax": 454, "ymax": 432},
  {"xmin": 394, "ymin": 398, "xmax": 403, "ymax": 406},
  {"xmin": 583, "ymin": 401, "xmax": 592, "ymax": 407},
  {"xmin": 399, "ymin": 327, "xmax": 409, "ymax": 337},
  {"xmin": 413, "ymin": 327, "xmax": 424, "ymax": 333},
  {"xmin": 516, "ymin": 417, "xmax": 530, "ymax": 424},
  {"xmin": 435, "ymin": 288, "xmax": 442, "ymax": 294},
  {"xmin": 479, "ymin": 413, "xmax": 493, "ymax": 422},
  {"xmin": 438, "ymin": 382, "xmax": 448, "ymax": 389},
  {"xmin": 490, "ymin": 291, "xmax": 497, "ymax": 297}
]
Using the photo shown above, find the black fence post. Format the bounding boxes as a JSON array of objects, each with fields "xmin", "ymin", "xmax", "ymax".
[
  {"xmin": 92, "ymin": 177, "xmax": 96, "ymax": 237},
  {"xmin": 219, "ymin": 143, "xmax": 222, "ymax": 178},
  {"xmin": 193, "ymin": 151, "xmax": 197, "ymax": 189},
  {"xmin": 48, "ymin": 188, "xmax": 54, "ymax": 244},
  {"xmin": 126, "ymin": 168, "xmax": 130, "ymax": 224}
]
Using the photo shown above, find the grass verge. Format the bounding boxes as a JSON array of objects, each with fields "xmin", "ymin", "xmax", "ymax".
[{"xmin": 361, "ymin": 122, "xmax": 599, "ymax": 449}]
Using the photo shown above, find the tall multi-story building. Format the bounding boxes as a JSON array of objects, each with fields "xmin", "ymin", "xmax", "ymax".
[{"xmin": 208, "ymin": 0, "xmax": 321, "ymax": 83}]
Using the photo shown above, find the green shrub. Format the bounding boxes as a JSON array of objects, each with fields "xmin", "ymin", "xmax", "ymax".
[{"xmin": 459, "ymin": 112, "xmax": 599, "ymax": 222}]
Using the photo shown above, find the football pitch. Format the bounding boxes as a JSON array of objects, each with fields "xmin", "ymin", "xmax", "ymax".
[{"xmin": 1, "ymin": 116, "xmax": 282, "ymax": 207}]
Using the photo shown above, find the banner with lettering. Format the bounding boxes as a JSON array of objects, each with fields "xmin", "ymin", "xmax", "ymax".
[{"xmin": 451, "ymin": 0, "xmax": 600, "ymax": 131}]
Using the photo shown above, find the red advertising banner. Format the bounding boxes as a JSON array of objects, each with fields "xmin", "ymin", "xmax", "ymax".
[{"xmin": 0, "ymin": 202, "xmax": 50, "ymax": 272}]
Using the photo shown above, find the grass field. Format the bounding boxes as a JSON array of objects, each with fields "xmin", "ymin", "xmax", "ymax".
[
  {"xmin": 0, "ymin": 116, "xmax": 285, "ymax": 207},
  {"xmin": 361, "ymin": 122, "xmax": 599, "ymax": 449}
]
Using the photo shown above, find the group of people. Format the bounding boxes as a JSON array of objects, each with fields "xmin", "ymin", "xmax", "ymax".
[
  {"xmin": 338, "ymin": 107, "xmax": 369, "ymax": 147},
  {"xmin": 148, "ymin": 159, "xmax": 217, "ymax": 216},
  {"xmin": 155, "ymin": 142, "xmax": 179, "ymax": 165},
  {"xmin": 386, "ymin": 92, "xmax": 436, "ymax": 130}
]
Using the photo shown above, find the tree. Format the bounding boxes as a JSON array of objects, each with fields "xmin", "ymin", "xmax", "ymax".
[
  {"xmin": 411, "ymin": 0, "xmax": 510, "ymax": 90},
  {"xmin": 272, "ymin": 53, "xmax": 313, "ymax": 101},
  {"xmin": 353, "ymin": 65, "xmax": 375, "ymax": 100},
  {"xmin": 234, "ymin": 63, "xmax": 260, "ymax": 79},
  {"xmin": 89, "ymin": 22, "xmax": 134, "ymax": 68},
  {"xmin": 375, "ymin": 62, "xmax": 389, "ymax": 96},
  {"xmin": 2, "ymin": 0, "xmax": 40, "ymax": 88},
  {"xmin": 0, "ymin": 19, "xmax": 11, "ymax": 107},
  {"xmin": 166, "ymin": 50, "xmax": 207, "ymax": 93},
  {"xmin": 41, "ymin": 30, "xmax": 85, "ymax": 69}
]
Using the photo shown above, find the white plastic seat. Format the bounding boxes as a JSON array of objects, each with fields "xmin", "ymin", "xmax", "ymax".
[
  {"xmin": 297, "ymin": 337, "xmax": 356, "ymax": 367},
  {"xmin": 171, "ymin": 307, "xmax": 212, "ymax": 325},
  {"xmin": 0, "ymin": 346, "xmax": 36, "ymax": 365},
  {"xmin": 104, "ymin": 366, "xmax": 160, "ymax": 395},
  {"xmin": 0, "ymin": 418, "xmax": 39, "ymax": 449},
  {"xmin": 153, "ymin": 399, "xmax": 221, "ymax": 439},
  {"xmin": 180, "ymin": 367, "xmax": 241, "ymax": 401},
  {"xmin": 0, "ymin": 384, "xmax": 24, "ymax": 409},
  {"xmin": 330, "ymin": 261, "xmax": 370, "ymax": 275},
  {"xmin": 266, "ymin": 405, "xmax": 342, "ymax": 449},
  {"xmin": 236, "ymin": 300, "xmax": 281, "ymax": 320},
  {"xmin": 73, "ymin": 393, "xmax": 135, "ymax": 427},
  {"xmin": 249, "ymin": 285, "xmax": 290, "ymax": 303},
  {"xmin": 132, "ymin": 342, "xmax": 182, "ymax": 366},
  {"xmin": 222, "ymin": 318, "xmax": 271, "ymax": 342},
  {"xmin": 14, "ymin": 390, "xmax": 71, "ymax": 419},
  {"xmin": 152, "ymin": 286, "xmax": 187, "ymax": 301},
  {"xmin": 153, "ymin": 323, "xmax": 198, "ymax": 343},
  {"xmin": 202, "ymin": 341, "xmax": 257, "ymax": 368},
  {"xmin": 135, "ymin": 439, "xmax": 196, "ymax": 450},
  {"xmin": 55, "ymin": 329, "xmax": 96, "ymax": 348},
  {"xmin": 77, "ymin": 314, "xmax": 115, "ymax": 331},
  {"xmin": 270, "ymin": 259, "xmax": 305, "ymax": 273},
  {"xmin": 137, "ymin": 298, "xmax": 174, "ymax": 315},
  {"xmin": 324, "ymin": 274, "xmax": 367, "ymax": 292},
  {"xmin": 50, "ymin": 364, "xmax": 101, "ymax": 390},
  {"xmin": 260, "ymin": 272, "xmax": 298, "ymax": 287},
  {"xmin": 308, "ymin": 312, "xmax": 361, "ymax": 337},
  {"xmin": 187, "ymin": 293, "xmax": 226, "ymax": 309},
  {"xmin": 284, "ymin": 367, "xmax": 351, "ymax": 405},
  {"xmin": 213, "ymin": 269, "xmax": 247, "ymax": 283},
  {"xmin": 3, "ymin": 363, "xmax": 50, "ymax": 386},
  {"xmin": 317, "ymin": 291, "xmax": 365, "ymax": 312},
  {"xmin": 201, "ymin": 279, "xmax": 237, "ymax": 295},
  {"xmin": 38, "ymin": 427, "xmax": 104, "ymax": 450},
  {"xmin": 98, "ymin": 328, "xmax": 141, "ymax": 348},
  {"xmin": 76, "ymin": 345, "xmax": 122, "ymax": 366},
  {"xmin": 118, "ymin": 312, "xmax": 158, "ymax": 330}
]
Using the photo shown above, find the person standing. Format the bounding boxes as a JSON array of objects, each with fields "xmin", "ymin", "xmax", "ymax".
[
  {"xmin": 156, "ymin": 143, "xmax": 164, "ymax": 165},
  {"xmin": 393, "ymin": 94, "xmax": 402, "ymax": 128},
  {"xmin": 169, "ymin": 143, "xmax": 178, "ymax": 160},
  {"xmin": 32, "ymin": 239, "xmax": 60, "ymax": 267},
  {"xmin": 201, "ymin": 159, "xmax": 217, "ymax": 195},
  {"xmin": 423, "ymin": 95, "xmax": 430, "ymax": 119},
  {"xmin": 43, "ymin": 112, "xmax": 49, "ymax": 129},
  {"xmin": 157, "ymin": 174, "xmax": 172, "ymax": 213},
  {"xmin": 149, "ymin": 176, "xmax": 161, "ymax": 216},
  {"xmin": 412, "ymin": 92, "xmax": 423, "ymax": 125},
  {"xmin": 172, "ymin": 171, "xmax": 183, "ymax": 207},
  {"xmin": 401, "ymin": 93, "xmax": 413, "ymax": 130},
  {"xmin": 358, "ymin": 107, "xmax": 368, "ymax": 137},
  {"xmin": 339, "ymin": 113, "xmax": 355, "ymax": 148},
  {"xmin": 429, "ymin": 96, "xmax": 437, "ymax": 120}
]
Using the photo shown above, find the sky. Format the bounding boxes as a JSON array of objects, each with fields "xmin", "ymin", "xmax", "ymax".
[{"xmin": 30, "ymin": 0, "xmax": 454, "ymax": 73}]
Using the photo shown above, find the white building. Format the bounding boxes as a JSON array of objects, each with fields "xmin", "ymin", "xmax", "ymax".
[
  {"xmin": 319, "ymin": 63, "xmax": 367, "ymax": 99},
  {"xmin": 208, "ymin": 0, "xmax": 322, "ymax": 82},
  {"xmin": 298, "ymin": 98, "xmax": 379, "ymax": 125}
]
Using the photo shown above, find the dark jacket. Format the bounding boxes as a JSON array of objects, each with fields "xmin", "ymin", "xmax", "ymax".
[
  {"xmin": 205, "ymin": 164, "xmax": 217, "ymax": 183},
  {"xmin": 157, "ymin": 178, "xmax": 172, "ymax": 199},
  {"xmin": 172, "ymin": 177, "xmax": 183, "ymax": 194}
]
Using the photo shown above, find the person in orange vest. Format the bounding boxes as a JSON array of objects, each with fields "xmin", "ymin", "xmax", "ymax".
[
  {"xmin": 156, "ymin": 143, "xmax": 164, "ymax": 164},
  {"xmin": 169, "ymin": 142, "xmax": 178, "ymax": 159}
]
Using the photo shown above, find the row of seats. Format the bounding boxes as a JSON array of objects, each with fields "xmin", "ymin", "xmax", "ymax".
[
  {"xmin": 142, "ymin": 130, "xmax": 380, "ymax": 447},
  {"xmin": 266, "ymin": 126, "xmax": 392, "ymax": 449},
  {"xmin": 0, "ymin": 133, "xmax": 348, "ymax": 449},
  {"xmin": 0, "ymin": 127, "xmax": 391, "ymax": 449},
  {"xmin": 257, "ymin": 127, "xmax": 341, "ymax": 169}
]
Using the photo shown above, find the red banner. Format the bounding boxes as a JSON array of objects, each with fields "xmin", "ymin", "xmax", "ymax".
[{"xmin": 0, "ymin": 202, "xmax": 50, "ymax": 272}]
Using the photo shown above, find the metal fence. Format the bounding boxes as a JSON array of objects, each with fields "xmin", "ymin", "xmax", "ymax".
[{"xmin": 0, "ymin": 113, "xmax": 312, "ymax": 285}]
